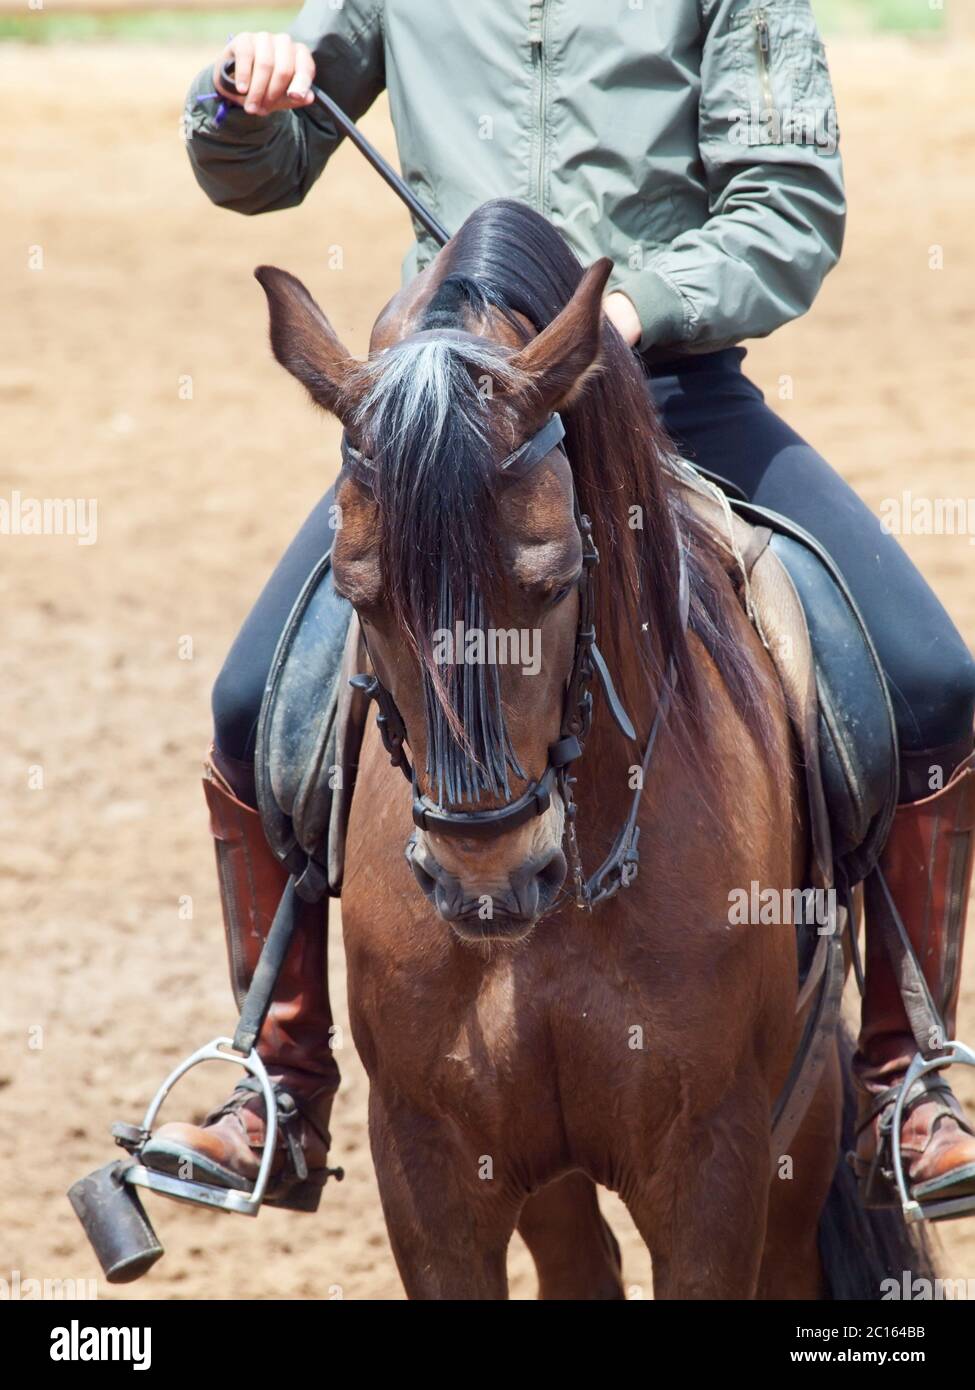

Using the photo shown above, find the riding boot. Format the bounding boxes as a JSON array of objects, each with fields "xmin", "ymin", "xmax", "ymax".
[
  {"xmin": 853, "ymin": 748, "xmax": 975, "ymax": 1214},
  {"xmin": 142, "ymin": 756, "xmax": 341, "ymax": 1211}
]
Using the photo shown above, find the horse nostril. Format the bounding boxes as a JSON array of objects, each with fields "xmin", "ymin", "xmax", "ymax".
[
  {"xmin": 409, "ymin": 855, "xmax": 437, "ymax": 897},
  {"xmin": 406, "ymin": 835, "xmax": 468, "ymax": 919},
  {"xmin": 506, "ymin": 848, "xmax": 567, "ymax": 919},
  {"xmin": 434, "ymin": 881, "xmax": 468, "ymax": 921},
  {"xmin": 536, "ymin": 848, "xmax": 567, "ymax": 904},
  {"xmin": 405, "ymin": 834, "xmax": 438, "ymax": 898}
]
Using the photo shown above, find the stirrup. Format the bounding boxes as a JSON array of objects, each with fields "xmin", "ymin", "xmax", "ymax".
[
  {"xmin": 890, "ymin": 1042, "xmax": 975, "ymax": 1224},
  {"xmin": 112, "ymin": 1037, "xmax": 281, "ymax": 1216}
]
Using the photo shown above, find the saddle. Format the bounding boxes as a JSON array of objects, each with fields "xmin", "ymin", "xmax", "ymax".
[
  {"xmin": 680, "ymin": 475, "xmax": 898, "ymax": 899},
  {"xmin": 255, "ymin": 473, "xmax": 899, "ymax": 914}
]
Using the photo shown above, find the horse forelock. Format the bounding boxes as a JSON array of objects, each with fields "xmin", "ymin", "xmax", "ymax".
[{"xmin": 350, "ymin": 335, "xmax": 532, "ymax": 805}]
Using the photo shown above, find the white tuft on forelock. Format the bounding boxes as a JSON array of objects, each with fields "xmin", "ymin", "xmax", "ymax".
[{"xmin": 352, "ymin": 337, "xmax": 526, "ymax": 468}]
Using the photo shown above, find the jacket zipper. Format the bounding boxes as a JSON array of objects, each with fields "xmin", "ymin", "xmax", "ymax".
[
  {"xmin": 530, "ymin": 0, "xmax": 547, "ymax": 211},
  {"xmin": 753, "ymin": 9, "xmax": 776, "ymax": 117}
]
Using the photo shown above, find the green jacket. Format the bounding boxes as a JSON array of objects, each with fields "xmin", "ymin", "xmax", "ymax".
[{"xmin": 184, "ymin": 0, "xmax": 845, "ymax": 354}]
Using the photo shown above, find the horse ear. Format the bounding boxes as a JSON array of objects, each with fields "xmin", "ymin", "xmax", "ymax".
[
  {"xmin": 254, "ymin": 266, "xmax": 363, "ymax": 426},
  {"xmin": 510, "ymin": 257, "xmax": 613, "ymax": 417}
]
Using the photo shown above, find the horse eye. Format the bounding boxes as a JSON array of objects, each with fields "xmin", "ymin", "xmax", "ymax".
[{"xmin": 547, "ymin": 585, "xmax": 572, "ymax": 608}]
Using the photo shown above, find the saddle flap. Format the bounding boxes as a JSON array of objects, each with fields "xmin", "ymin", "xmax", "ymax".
[
  {"xmin": 327, "ymin": 613, "xmax": 371, "ymax": 892},
  {"xmin": 746, "ymin": 540, "xmax": 835, "ymax": 893},
  {"xmin": 767, "ymin": 528, "xmax": 899, "ymax": 886},
  {"xmin": 255, "ymin": 550, "xmax": 360, "ymax": 897}
]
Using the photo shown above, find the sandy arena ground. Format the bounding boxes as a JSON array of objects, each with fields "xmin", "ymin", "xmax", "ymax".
[{"xmin": 2, "ymin": 37, "xmax": 974, "ymax": 1300}]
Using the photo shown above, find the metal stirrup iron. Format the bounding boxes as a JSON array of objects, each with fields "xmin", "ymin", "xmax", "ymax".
[{"xmin": 69, "ymin": 874, "xmax": 320, "ymax": 1282}]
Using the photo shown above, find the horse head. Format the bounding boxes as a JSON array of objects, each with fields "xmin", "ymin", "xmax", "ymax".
[{"xmin": 256, "ymin": 252, "xmax": 612, "ymax": 941}]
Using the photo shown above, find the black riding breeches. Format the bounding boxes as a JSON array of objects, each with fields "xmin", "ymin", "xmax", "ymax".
[{"xmin": 212, "ymin": 347, "xmax": 975, "ymax": 801}]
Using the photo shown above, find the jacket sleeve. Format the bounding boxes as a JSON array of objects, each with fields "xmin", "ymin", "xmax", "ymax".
[
  {"xmin": 614, "ymin": 0, "xmax": 846, "ymax": 354},
  {"xmin": 183, "ymin": 0, "xmax": 386, "ymax": 215}
]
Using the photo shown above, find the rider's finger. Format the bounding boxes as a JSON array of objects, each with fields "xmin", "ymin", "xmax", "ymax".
[
  {"xmin": 226, "ymin": 34, "xmax": 254, "ymax": 96},
  {"xmin": 286, "ymin": 43, "xmax": 316, "ymax": 104},
  {"xmin": 265, "ymin": 33, "xmax": 295, "ymax": 110},
  {"xmin": 245, "ymin": 31, "xmax": 275, "ymax": 114}
]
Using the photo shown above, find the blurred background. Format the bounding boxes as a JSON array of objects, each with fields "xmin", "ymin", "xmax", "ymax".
[{"xmin": 2, "ymin": 0, "xmax": 974, "ymax": 1299}]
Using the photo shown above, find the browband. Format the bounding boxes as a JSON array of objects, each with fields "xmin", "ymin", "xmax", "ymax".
[
  {"xmin": 341, "ymin": 412, "xmax": 566, "ymax": 494},
  {"xmin": 499, "ymin": 412, "xmax": 566, "ymax": 481}
]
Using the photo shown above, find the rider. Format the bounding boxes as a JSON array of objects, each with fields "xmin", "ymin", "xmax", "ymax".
[{"xmin": 149, "ymin": 1, "xmax": 975, "ymax": 1217}]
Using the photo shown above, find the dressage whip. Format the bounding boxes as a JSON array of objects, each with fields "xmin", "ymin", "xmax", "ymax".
[{"xmin": 220, "ymin": 60, "xmax": 451, "ymax": 248}]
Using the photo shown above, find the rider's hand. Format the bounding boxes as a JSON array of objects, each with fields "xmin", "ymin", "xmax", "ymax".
[
  {"xmin": 214, "ymin": 33, "xmax": 316, "ymax": 117},
  {"xmin": 603, "ymin": 291, "xmax": 643, "ymax": 349}
]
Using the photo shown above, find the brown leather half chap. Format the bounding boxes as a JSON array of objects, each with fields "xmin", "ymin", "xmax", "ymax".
[
  {"xmin": 854, "ymin": 751, "xmax": 975, "ymax": 1204},
  {"xmin": 203, "ymin": 759, "xmax": 340, "ymax": 1085}
]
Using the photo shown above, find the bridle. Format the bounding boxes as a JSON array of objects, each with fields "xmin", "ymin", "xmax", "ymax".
[{"xmin": 342, "ymin": 408, "xmax": 689, "ymax": 910}]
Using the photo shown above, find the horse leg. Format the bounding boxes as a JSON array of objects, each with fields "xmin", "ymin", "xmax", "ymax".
[
  {"xmin": 517, "ymin": 1173, "xmax": 624, "ymax": 1300},
  {"xmin": 367, "ymin": 1089, "xmax": 518, "ymax": 1300},
  {"xmin": 757, "ymin": 1042, "xmax": 842, "ymax": 1299},
  {"xmin": 624, "ymin": 1084, "xmax": 773, "ymax": 1299}
]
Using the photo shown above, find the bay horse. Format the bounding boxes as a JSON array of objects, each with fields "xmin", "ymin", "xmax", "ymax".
[{"xmin": 257, "ymin": 199, "xmax": 930, "ymax": 1299}]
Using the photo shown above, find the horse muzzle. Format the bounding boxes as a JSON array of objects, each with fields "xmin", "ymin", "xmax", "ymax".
[{"xmin": 406, "ymin": 834, "xmax": 567, "ymax": 939}]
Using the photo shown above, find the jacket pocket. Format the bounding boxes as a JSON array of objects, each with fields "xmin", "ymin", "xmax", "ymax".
[
  {"xmin": 786, "ymin": 27, "xmax": 836, "ymax": 113},
  {"xmin": 727, "ymin": 2, "xmax": 836, "ymax": 144}
]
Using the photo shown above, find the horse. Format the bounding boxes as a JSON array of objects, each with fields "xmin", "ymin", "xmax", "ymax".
[{"xmin": 256, "ymin": 198, "xmax": 932, "ymax": 1299}]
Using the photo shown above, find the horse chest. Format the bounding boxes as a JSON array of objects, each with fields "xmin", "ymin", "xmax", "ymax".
[
  {"xmin": 345, "ymin": 895, "xmax": 722, "ymax": 1182},
  {"xmin": 425, "ymin": 962, "xmax": 674, "ymax": 1147}
]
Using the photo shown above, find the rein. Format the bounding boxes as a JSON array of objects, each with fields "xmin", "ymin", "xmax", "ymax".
[
  {"xmin": 343, "ymin": 409, "xmax": 690, "ymax": 911},
  {"xmin": 220, "ymin": 60, "xmax": 451, "ymax": 247}
]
